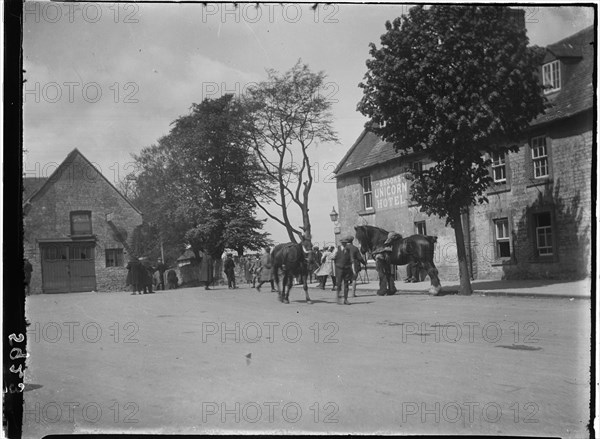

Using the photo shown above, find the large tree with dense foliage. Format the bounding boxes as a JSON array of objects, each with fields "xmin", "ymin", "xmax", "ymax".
[
  {"xmin": 131, "ymin": 94, "xmax": 271, "ymax": 261},
  {"xmin": 245, "ymin": 60, "xmax": 338, "ymax": 243},
  {"xmin": 358, "ymin": 6, "xmax": 546, "ymax": 295}
]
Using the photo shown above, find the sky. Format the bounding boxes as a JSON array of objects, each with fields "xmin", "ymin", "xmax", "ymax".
[{"xmin": 22, "ymin": 1, "xmax": 595, "ymax": 249}]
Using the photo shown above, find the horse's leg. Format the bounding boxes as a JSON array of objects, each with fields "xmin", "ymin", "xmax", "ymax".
[
  {"xmin": 351, "ymin": 272, "xmax": 358, "ymax": 297},
  {"xmin": 283, "ymin": 272, "xmax": 291, "ymax": 304},
  {"xmin": 274, "ymin": 267, "xmax": 283, "ymax": 302},
  {"xmin": 303, "ymin": 274, "xmax": 312, "ymax": 304},
  {"xmin": 423, "ymin": 261, "xmax": 442, "ymax": 295}
]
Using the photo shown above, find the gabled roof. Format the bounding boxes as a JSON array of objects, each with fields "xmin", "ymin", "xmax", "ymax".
[
  {"xmin": 533, "ymin": 25, "xmax": 594, "ymax": 126},
  {"xmin": 23, "ymin": 148, "xmax": 142, "ymax": 215},
  {"xmin": 336, "ymin": 26, "xmax": 594, "ymax": 178}
]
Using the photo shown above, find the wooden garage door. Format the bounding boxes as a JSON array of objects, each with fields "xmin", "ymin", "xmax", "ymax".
[{"xmin": 40, "ymin": 243, "xmax": 96, "ymax": 293}]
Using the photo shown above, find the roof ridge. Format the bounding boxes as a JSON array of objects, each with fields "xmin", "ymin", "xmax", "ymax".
[
  {"xmin": 547, "ymin": 24, "xmax": 594, "ymax": 47},
  {"xmin": 24, "ymin": 148, "xmax": 143, "ymax": 215}
]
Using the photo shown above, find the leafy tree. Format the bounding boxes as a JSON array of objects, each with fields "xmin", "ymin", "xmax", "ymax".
[
  {"xmin": 132, "ymin": 94, "xmax": 270, "ymax": 260},
  {"xmin": 245, "ymin": 60, "xmax": 339, "ymax": 243},
  {"xmin": 358, "ymin": 6, "xmax": 545, "ymax": 295}
]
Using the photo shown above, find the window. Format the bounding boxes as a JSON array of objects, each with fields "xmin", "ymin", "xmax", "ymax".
[
  {"xmin": 530, "ymin": 137, "xmax": 549, "ymax": 179},
  {"xmin": 491, "ymin": 152, "xmax": 506, "ymax": 183},
  {"xmin": 534, "ymin": 212, "xmax": 553, "ymax": 256},
  {"xmin": 494, "ymin": 218, "xmax": 510, "ymax": 258},
  {"xmin": 414, "ymin": 221, "xmax": 427, "ymax": 235},
  {"xmin": 409, "ymin": 162, "xmax": 423, "ymax": 174},
  {"xmin": 70, "ymin": 211, "xmax": 92, "ymax": 236},
  {"xmin": 542, "ymin": 60, "xmax": 561, "ymax": 93},
  {"xmin": 361, "ymin": 176, "xmax": 373, "ymax": 210},
  {"xmin": 105, "ymin": 248, "xmax": 124, "ymax": 267},
  {"xmin": 71, "ymin": 246, "xmax": 94, "ymax": 260}
]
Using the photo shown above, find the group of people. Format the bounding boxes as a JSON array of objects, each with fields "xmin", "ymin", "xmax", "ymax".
[
  {"xmin": 313, "ymin": 235, "xmax": 366, "ymax": 304},
  {"xmin": 126, "ymin": 256, "xmax": 178, "ymax": 295},
  {"xmin": 221, "ymin": 248, "xmax": 277, "ymax": 292}
]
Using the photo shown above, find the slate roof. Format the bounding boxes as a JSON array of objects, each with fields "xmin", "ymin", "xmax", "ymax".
[
  {"xmin": 334, "ymin": 130, "xmax": 403, "ymax": 177},
  {"xmin": 532, "ymin": 25, "xmax": 594, "ymax": 127},
  {"xmin": 335, "ymin": 26, "xmax": 594, "ymax": 177}
]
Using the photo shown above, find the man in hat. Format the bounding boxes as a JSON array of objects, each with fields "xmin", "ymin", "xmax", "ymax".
[
  {"xmin": 334, "ymin": 235, "xmax": 355, "ymax": 305},
  {"xmin": 346, "ymin": 238, "xmax": 366, "ymax": 297}
]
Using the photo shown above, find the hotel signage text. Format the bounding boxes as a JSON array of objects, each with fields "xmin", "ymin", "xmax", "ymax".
[{"xmin": 373, "ymin": 175, "xmax": 410, "ymax": 211}]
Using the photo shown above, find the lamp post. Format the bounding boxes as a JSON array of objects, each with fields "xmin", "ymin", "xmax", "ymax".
[{"xmin": 329, "ymin": 206, "xmax": 341, "ymax": 245}]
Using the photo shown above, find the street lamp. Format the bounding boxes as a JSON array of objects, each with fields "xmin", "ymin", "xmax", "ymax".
[
  {"xmin": 329, "ymin": 206, "xmax": 339, "ymax": 223},
  {"xmin": 329, "ymin": 206, "xmax": 341, "ymax": 242}
]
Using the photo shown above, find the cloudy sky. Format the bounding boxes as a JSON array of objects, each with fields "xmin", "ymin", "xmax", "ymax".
[{"xmin": 23, "ymin": 1, "xmax": 595, "ymax": 247}]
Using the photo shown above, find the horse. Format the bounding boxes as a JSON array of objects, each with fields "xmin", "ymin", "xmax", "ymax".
[
  {"xmin": 271, "ymin": 238, "xmax": 315, "ymax": 304},
  {"xmin": 354, "ymin": 225, "xmax": 442, "ymax": 296}
]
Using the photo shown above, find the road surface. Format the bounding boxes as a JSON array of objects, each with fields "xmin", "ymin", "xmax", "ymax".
[{"xmin": 22, "ymin": 284, "xmax": 591, "ymax": 436}]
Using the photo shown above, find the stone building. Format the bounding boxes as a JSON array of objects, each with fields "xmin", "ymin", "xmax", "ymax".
[
  {"xmin": 334, "ymin": 26, "xmax": 593, "ymax": 281},
  {"xmin": 23, "ymin": 149, "xmax": 143, "ymax": 293}
]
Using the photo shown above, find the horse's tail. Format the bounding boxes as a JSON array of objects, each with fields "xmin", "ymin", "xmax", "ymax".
[{"xmin": 425, "ymin": 235, "xmax": 437, "ymax": 262}]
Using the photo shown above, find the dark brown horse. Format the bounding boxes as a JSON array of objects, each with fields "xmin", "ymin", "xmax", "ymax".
[
  {"xmin": 271, "ymin": 238, "xmax": 315, "ymax": 304},
  {"xmin": 354, "ymin": 225, "xmax": 442, "ymax": 296}
]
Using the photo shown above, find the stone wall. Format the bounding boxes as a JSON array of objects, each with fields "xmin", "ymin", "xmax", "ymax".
[
  {"xmin": 24, "ymin": 152, "xmax": 143, "ymax": 294},
  {"xmin": 335, "ymin": 111, "xmax": 592, "ymax": 282}
]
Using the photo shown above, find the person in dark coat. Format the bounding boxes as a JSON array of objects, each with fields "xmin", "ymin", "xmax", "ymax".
[
  {"xmin": 347, "ymin": 240, "xmax": 367, "ymax": 297},
  {"xmin": 24, "ymin": 258, "xmax": 33, "ymax": 296},
  {"xmin": 166, "ymin": 269, "xmax": 178, "ymax": 289},
  {"xmin": 334, "ymin": 236, "xmax": 355, "ymax": 305},
  {"xmin": 155, "ymin": 258, "xmax": 168, "ymax": 290},
  {"xmin": 139, "ymin": 257, "xmax": 155, "ymax": 294},
  {"xmin": 224, "ymin": 254, "xmax": 237, "ymax": 289},
  {"xmin": 126, "ymin": 257, "xmax": 145, "ymax": 295}
]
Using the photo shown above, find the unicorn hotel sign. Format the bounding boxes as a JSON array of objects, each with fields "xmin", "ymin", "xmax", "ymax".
[{"xmin": 373, "ymin": 174, "xmax": 410, "ymax": 211}]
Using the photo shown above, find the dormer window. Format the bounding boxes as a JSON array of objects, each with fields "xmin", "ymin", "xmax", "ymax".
[{"xmin": 542, "ymin": 60, "xmax": 561, "ymax": 94}]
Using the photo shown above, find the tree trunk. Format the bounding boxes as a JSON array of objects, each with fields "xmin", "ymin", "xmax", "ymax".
[{"xmin": 452, "ymin": 213, "xmax": 473, "ymax": 296}]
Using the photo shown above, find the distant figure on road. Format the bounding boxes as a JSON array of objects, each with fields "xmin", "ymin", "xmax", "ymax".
[
  {"xmin": 224, "ymin": 254, "xmax": 237, "ymax": 289},
  {"xmin": 166, "ymin": 269, "xmax": 178, "ymax": 289},
  {"xmin": 334, "ymin": 236, "xmax": 355, "ymax": 305},
  {"xmin": 346, "ymin": 239, "xmax": 366, "ymax": 298},
  {"xmin": 315, "ymin": 246, "xmax": 336, "ymax": 290},
  {"xmin": 139, "ymin": 256, "xmax": 155, "ymax": 294},
  {"xmin": 24, "ymin": 258, "xmax": 33, "ymax": 296},
  {"xmin": 155, "ymin": 258, "xmax": 168, "ymax": 290},
  {"xmin": 256, "ymin": 247, "xmax": 276, "ymax": 292},
  {"xmin": 126, "ymin": 257, "xmax": 145, "ymax": 295},
  {"xmin": 198, "ymin": 251, "xmax": 213, "ymax": 290}
]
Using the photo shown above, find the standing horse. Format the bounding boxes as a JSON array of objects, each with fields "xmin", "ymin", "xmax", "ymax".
[
  {"xmin": 354, "ymin": 225, "xmax": 442, "ymax": 296},
  {"xmin": 271, "ymin": 239, "xmax": 315, "ymax": 304}
]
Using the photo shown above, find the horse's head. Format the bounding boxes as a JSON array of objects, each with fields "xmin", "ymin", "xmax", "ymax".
[
  {"xmin": 299, "ymin": 237, "xmax": 315, "ymax": 267},
  {"xmin": 354, "ymin": 226, "xmax": 371, "ymax": 254}
]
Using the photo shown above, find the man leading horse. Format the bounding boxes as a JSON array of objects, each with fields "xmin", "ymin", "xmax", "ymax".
[{"xmin": 354, "ymin": 225, "xmax": 442, "ymax": 296}]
